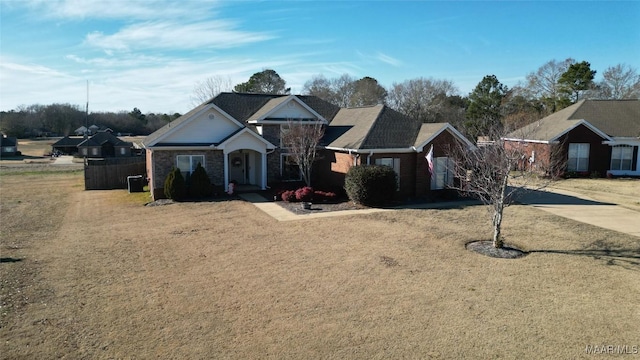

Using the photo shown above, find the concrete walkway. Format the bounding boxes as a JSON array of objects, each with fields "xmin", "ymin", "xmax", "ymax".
[
  {"xmin": 238, "ymin": 193, "xmax": 479, "ymax": 222},
  {"xmin": 240, "ymin": 190, "xmax": 640, "ymax": 238},
  {"xmin": 516, "ymin": 188, "xmax": 640, "ymax": 238}
]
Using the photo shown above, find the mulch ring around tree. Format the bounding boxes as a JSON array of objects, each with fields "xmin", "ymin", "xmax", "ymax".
[{"xmin": 465, "ymin": 240, "xmax": 528, "ymax": 259}]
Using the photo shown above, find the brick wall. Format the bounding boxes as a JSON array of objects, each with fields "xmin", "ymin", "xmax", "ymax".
[{"xmin": 150, "ymin": 149, "xmax": 224, "ymax": 199}]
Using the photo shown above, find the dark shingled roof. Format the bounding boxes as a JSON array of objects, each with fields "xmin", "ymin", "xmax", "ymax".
[
  {"xmin": 78, "ymin": 132, "xmax": 131, "ymax": 147},
  {"xmin": 52, "ymin": 136, "xmax": 84, "ymax": 147},
  {"xmin": 325, "ymin": 105, "xmax": 421, "ymax": 150},
  {"xmin": 0, "ymin": 136, "xmax": 17, "ymax": 147},
  {"xmin": 507, "ymin": 99, "xmax": 640, "ymax": 141},
  {"xmin": 144, "ymin": 93, "xmax": 342, "ymax": 147}
]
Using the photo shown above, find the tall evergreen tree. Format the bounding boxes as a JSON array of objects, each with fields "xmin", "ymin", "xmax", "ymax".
[
  {"xmin": 465, "ymin": 75, "xmax": 507, "ymax": 141},
  {"xmin": 558, "ymin": 61, "xmax": 596, "ymax": 103}
]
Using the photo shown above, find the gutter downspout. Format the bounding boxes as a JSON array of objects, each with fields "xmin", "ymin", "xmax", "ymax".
[{"xmin": 367, "ymin": 151, "xmax": 374, "ymax": 165}]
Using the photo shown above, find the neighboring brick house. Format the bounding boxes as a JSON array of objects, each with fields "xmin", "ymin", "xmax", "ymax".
[
  {"xmin": 142, "ymin": 92, "xmax": 474, "ymax": 200},
  {"xmin": 0, "ymin": 135, "xmax": 18, "ymax": 156},
  {"xmin": 76, "ymin": 132, "xmax": 133, "ymax": 158},
  {"xmin": 503, "ymin": 100, "xmax": 640, "ymax": 177}
]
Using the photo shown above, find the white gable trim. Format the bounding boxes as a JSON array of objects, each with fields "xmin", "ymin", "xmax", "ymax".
[
  {"xmin": 324, "ymin": 146, "xmax": 416, "ymax": 154},
  {"xmin": 217, "ymin": 127, "xmax": 276, "ymax": 151},
  {"xmin": 145, "ymin": 103, "xmax": 244, "ymax": 147},
  {"xmin": 247, "ymin": 95, "xmax": 328, "ymax": 125},
  {"xmin": 414, "ymin": 124, "xmax": 476, "ymax": 152},
  {"xmin": 549, "ymin": 119, "xmax": 612, "ymax": 142}
]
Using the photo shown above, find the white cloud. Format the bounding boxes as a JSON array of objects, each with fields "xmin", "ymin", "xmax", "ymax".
[
  {"xmin": 21, "ymin": 0, "xmax": 216, "ymax": 20},
  {"xmin": 376, "ymin": 52, "xmax": 402, "ymax": 67},
  {"xmin": 84, "ymin": 20, "xmax": 275, "ymax": 52}
]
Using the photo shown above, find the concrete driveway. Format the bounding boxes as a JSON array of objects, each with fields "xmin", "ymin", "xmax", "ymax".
[{"xmin": 516, "ymin": 187, "xmax": 640, "ymax": 238}]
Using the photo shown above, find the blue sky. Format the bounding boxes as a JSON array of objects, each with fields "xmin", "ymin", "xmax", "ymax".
[{"xmin": 1, "ymin": 0, "xmax": 639, "ymax": 114}]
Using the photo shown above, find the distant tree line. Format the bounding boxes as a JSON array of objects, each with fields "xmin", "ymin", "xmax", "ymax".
[
  {"xmin": 0, "ymin": 104, "xmax": 181, "ymax": 137},
  {"xmin": 2, "ymin": 60, "xmax": 638, "ymax": 140},
  {"xmin": 194, "ymin": 61, "xmax": 638, "ymax": 142}
]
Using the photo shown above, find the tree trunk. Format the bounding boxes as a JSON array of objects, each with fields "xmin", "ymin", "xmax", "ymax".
[
  {"xmin": 492, "ymin": 172, "xmax": 509, "ymax": 248},
  {"xmin": 492, "ymin": 206, "xmax": 504, "ymax": 248}
]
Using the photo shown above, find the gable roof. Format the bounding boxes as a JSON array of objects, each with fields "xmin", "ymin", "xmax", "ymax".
[
  {"xmin": 246, "ymin": 95, "xmax": 330, "ymax": 124},
  {"xmin": 144, "ymin": 93, "xmax": 341, "ymax": 148},
  {"xmin": 324, "ymin": 105, "xmax": 421, "ymax": 151},
  {"xmin": 52, "ymin": 136, "xmax": 84, "ymax": 147},
  {"xmin": 78, "ymin": 132, "xmax": 131, "ymax": 147},
  {"xmin": 506, "ymin": 99, "xmax": 640, "ymax": 142},
  {"xmin": 414, "ymin": 123, "xmax": 476, "ymax": 151},
  {"xmin": 0, "ymin": 136, "xmax": 17, "ymax": 147}
]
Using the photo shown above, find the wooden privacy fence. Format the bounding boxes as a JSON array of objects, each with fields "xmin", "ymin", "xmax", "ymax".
[{"xmin": 84, "ymin": 157, "xmax": 146, "ymax": 190}]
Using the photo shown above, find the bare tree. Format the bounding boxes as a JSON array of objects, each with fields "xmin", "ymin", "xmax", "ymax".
[
  {"xmin": 280, "ymin": 120, "xmax": 325, "ymax": 187},
  {"xmin": 386, "ymin": 77, "xmax": 459, "ymax": 123},
  {"xmin": 447, "ymin": 125, "xmax": 564, "ymax": 248},
  {"xmin": 525, "ymin": 58, "xmax": 574, "ymax": 113},
  {"xmin": 594, "ymin": 64, "xmax": 640, "ymax": 99},
  {"xmin": 191, "ymin": 75, "xmax": 233, "ymax": 107}
]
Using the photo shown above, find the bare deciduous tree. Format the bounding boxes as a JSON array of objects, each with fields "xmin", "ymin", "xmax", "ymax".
[
  {"xmin": 280, "ymin": 120, "xmax": 325, "ymax": 187},
  {"xmin": 386, "ymin": 77, "xmax": 459, "ymax": 123},
  {"xmin": 525, "ymin": 58, "xmax": 574, "ymax": 113},
  {"xmin": 447, "ymin": 125, "xmax": 564, "ymax": 248},
  {"xmin": 191, "ymin": 75, "xmax": 233, "ymax": 107},
  {"xmin": 594, "ymin": 64, "xmax": 640, "ymax": 99}
]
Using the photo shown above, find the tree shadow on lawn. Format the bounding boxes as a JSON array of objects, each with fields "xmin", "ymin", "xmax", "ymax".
[
  {"xmin": 512, "ymin": 187, "xmax": 615, "ymax": 206},
  {"xmin": 527, "ymin": 248, "xmax": 640, "ymax": 271}
]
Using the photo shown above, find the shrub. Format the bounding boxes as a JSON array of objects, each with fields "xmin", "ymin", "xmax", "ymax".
[
  {"xmin": 189, "ymin": 163, "xmax": 213, "ymax": 198},
  {"xmin": 164, "ymin": 167, "xmax": 187, "ymax": 200},
  {"xmin": 295, "ymin": 186, "xmax": 314, "ymax": 202},
  {"xmin": 313, "ymin": 190, "xmax": 337, "ymax": 202},
  {"xmin": 281, "ymin": 190, "xmax": 296, "ymax": 202},
  {"xmin": 344, "ymin": 165, "xmax": 397, "ymax": 206}
]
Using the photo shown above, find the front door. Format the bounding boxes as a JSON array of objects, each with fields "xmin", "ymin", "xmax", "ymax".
[{"xmin": 229, "ymin": 151, "xmax": 248, "ymax": 184}]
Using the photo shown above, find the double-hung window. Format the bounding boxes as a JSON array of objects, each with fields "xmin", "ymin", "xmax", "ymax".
[
  {"xmin": 611, "ymin": 145, "xmax": 633, "ymax": 171},
  {"xmin": 567, "ymin": 143, "xmax": 589, "ymax": 172},
  {"xmin": 432, "ymin": 157, "xmax": 453, "ymax": 190},
  {"xmin": 177, "ymin": 155, "xmax": 205, "ymax": 177}
]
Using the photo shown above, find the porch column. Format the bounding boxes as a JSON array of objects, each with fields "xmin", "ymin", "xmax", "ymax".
[
  {"xmin": 223, "ymin": 151, "xmax": 229, "ymax": 192},
  {"xmin": 261, "ymin": 151, "xmax": 268, "ymax": 190}
]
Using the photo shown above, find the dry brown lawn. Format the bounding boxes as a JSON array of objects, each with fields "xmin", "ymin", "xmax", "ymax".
[
  {"xmin": 549, "ymin": 178, "xmax": 640, "ymax": 211},
  {"xmin": 1, "ymin": 170, "xmax": 639, "ymax": 359}
]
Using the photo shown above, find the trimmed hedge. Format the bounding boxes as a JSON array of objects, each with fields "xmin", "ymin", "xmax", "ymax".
[
  {"xmin": 344, "ymin": 164, "xmax": 397, "ymax": 206},
  {"xmin": 164, "ymin": 167, "xmax": 187, "ymax": 201}
]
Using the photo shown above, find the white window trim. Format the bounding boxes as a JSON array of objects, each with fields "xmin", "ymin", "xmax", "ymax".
[
  {"xmin": 432, "ymin": 157, "xmax": 453, "ymax": 190},
  {"xmin": 610, "ymin": 145, "xmax": 633, "ymax": 171},
  {"xmin": 568, "ymin": 143, "xmax": 590, "ymax": 172},
  {"xmin": 176, "ymin": 154, "xmax": 205, "ymax": 175}
]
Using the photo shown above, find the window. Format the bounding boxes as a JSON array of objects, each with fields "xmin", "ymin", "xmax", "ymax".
[
  {"xmin": 81, "ymin": 148, "xmax": 88, "ymax": 156},
  {"xmin": 280, "ymin": 124, "xmax": 290, "ymax": 148},
  {"xmin": 611, "ymin": 145, "xmax": 633, "ymax": 171},
  {"xmin": 91, "ymin": 148, "xmax": 98, "ymax": 156},
  {"xmin": 374, "ymin": 157, "xmax": 400, "ymax": 189},
  {"xmin": 120, "ymin": 147, "xmax": 127, "ymax": 155},
  {"xmin": 567, "ymin": 143, "xmax": 589, "ymax": 172},
  {"xmin": 281, "ymin": 154, "xmax": 301, "ymax": 181},
  {"xmin": 432, "ymin": 157, "xmax": 453, "ymax": 190},
  {"xmin": 177, "ymin": 155, "xmax": 205, "ymax": 176}
]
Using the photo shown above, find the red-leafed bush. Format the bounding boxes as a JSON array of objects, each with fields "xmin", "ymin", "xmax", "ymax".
[
  {"xmin": 314, "ymin": 190, "xmax": 337, "ymax": 202},
  {"xmin": 281, "ymin": 190, "xmax": 296, "ymax": 202},
  {"xmin": 295, "ymin": 186, "xmax": 314, "ymax": 202}
]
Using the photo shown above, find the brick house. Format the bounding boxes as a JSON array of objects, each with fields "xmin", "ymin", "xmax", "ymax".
[
  {"xmin": 142, "ymin": 92, "xmax": 474, "ymax": 200},
  {"xmin": 503, "ymin": 100, "xmax": 640, "ymax": 177}
]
